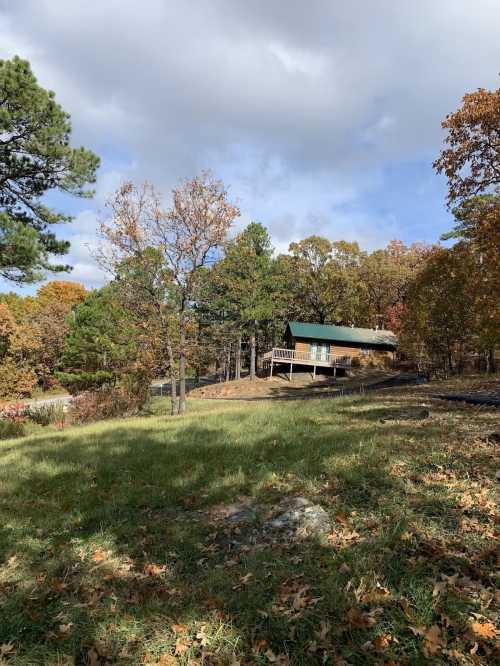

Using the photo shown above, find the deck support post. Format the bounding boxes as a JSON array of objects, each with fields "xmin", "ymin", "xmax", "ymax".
[
  {"xmin": 313, "ymin": 365, "xmax": 316, "ymax": 379},
  {"xmin": 289, "ymin": 362, "xmax": 293, "ymax": 381},
  {"xmin": 269, "ymin": 357, "xmax": 273, "ymax": 379},
  {"xmin": 333, "ymin": 365, "xmax": 337, "ymax": 379}
]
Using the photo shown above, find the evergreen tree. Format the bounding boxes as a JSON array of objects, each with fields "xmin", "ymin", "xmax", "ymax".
[
  {"xmin": 209, "ymin": 222, "xmax": 276, "ymax": 379},
  {"xmin": 0, "ymin": 56, "xmax": 100, "ymax": 283},
  {"xmin": 57, "ymin": 286, "xmax": 140, "ymax": 393}
]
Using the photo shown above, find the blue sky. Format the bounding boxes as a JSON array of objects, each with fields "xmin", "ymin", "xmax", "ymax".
[{"xmin": 1, "ymin": 0, "xmax": 499, "ymax": 294}]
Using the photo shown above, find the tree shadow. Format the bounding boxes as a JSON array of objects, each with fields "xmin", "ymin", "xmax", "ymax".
[{"xmin": 0, "ymin": 400, "xmax": 497, "ymax": 664}]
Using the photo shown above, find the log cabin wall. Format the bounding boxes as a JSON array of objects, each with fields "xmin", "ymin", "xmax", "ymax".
[
  {"xmin": 292, "ymin": 337, "xmax": 393, "ymax": 367},
  {"xmin": 330, "ymin": 344, "xmax": 362, "ymax": 357},
  {"xmin": 294, "ymin": 339, "xmax": 311, "ymax": 354}
]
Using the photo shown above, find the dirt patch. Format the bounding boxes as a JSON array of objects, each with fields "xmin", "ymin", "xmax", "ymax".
[{"xmin": 189, "ymin": 371, "xmax": 397, "ymax": 400}]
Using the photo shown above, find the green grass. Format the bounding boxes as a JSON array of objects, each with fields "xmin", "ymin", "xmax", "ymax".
[{"xmin": 0, "ymin": 389, "xmax": 498, "ymax": 665}]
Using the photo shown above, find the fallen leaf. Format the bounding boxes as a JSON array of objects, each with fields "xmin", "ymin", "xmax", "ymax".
[
  {"xmin": 253, "ymin": 639, "xmax": 268, "ymax": 653},
  {"xmin": 409, "ymin": 625, "xmax": 426, "ymax": 637},
  {"xmin": 264, "ymin": 649, "xmax": 289, "ymax": 665},
  {"xmin": 432, "ymin": 581, "xmax": 446, "ymax": 598},
  {"xmin": 174, "ymin": 638, "xmax": 190, "ymax": 655},
  {"xmin": 155, "ymin": 656, "xmax": 178, "ymax": 665},
  {"xmin": 0, "ymin": 643, "xmax": 16, "ymax": 656},
  {"xmin": 91, "ymin": 548, "xmax": 111, "ymax": 564},
  {"xmin": 373, "ymin": 633, "xmax": 392, "ymax": 650},
  {"xmin": 347, "ymin": 607, "xmax": 377, "ymax": 629},
  {"xmin": 196, "ymin": 626, "xmax": 209, "ymax": 647},
  {"xmin": 315, "ymin": 620, "xmax": 331, "ymax": 641},
  {"xmin": 171, "ymin": 623, "xmax": 189, "ymax": 634},
  {"xmin": 50, "ymin": 578, "xmax": 66, "ymax": 593},
  {"xmin": 423, "ymin": 625, "xmax": 443, "ymax": 657},
  {"xmin": 144, "ymin": 562, "xmax": 165, "ymax": 576},
  {"xmin": 58, "ymin": 623, "xmax": 73, "ymax": 638},
  {"xmin": 471, "ymin": 621, "xmax": 497, "ymax": 638}
]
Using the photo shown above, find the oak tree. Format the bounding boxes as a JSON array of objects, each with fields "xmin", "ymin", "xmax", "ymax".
[{"xmin": 434, "ymin": 87, "xmax": 500, "ymax": 206}]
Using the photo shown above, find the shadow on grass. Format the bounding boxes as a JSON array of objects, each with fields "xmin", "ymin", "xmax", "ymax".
[{"xmin": 0, "ymin": 400, "xmax": 497, "ymax": 664}]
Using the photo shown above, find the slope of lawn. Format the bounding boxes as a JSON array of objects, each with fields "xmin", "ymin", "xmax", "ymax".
[{"xmin": 0, "ymin": 388, "xmax": 498, "ymax": 665}]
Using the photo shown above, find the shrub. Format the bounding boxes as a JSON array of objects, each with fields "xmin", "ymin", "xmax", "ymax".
[
  {"xmin": 0, "ymin": 401, "xmax": 28, "ymax": 422},
  {"xmin": 69, "ymin": 383, "xmax": 149, "ymax": 424},
  {"xmin": 27, "ymin": 403, "xmax": 66, "ymax": 427},
  {"xmin": 0, "ymin": 419, "xmax": 24, "ymax": 439},
  {"xmin": 0, "ymin": 401, "xmax": 28, "ymax": 439}
]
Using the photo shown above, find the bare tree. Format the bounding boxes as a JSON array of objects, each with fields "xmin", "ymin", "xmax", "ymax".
[
  {"xmin": 160, "ymin": 172, "xmax": 239, "ymax": 413},
  {"xmin": 99, "ymin": 172, "xmax": 239, "ymax": 415}
]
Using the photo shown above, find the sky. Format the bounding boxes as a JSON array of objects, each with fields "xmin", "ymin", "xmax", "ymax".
[{"xmin": 1, "ymin": 0, "xmax": 500, "ymax": 294}]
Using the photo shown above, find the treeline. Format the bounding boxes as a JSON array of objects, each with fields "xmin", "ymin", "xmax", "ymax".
[
  {"xmin": 0, "ymin": 222, "xmax": 429, "ymax": 398},
  {"xmin": 1, "ymin": 196, "xmax": 497, "ymax": 406}
]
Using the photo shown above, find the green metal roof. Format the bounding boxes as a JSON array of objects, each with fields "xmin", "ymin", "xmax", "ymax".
[{"xmin": 287, "ymin": 321, "xmax": 397, "ymax": 349}]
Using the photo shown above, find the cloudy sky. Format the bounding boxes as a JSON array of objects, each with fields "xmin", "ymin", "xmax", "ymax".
[{"xmin": 1, "ymin": 0, "xmax": 499, "ymax": 293}]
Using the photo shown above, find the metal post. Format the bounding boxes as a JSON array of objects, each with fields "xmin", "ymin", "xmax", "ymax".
[
  {"xmin": 313, "ymin": 365, "xmax": 316, "ymax": 378},
  {"xmin": 290, "ymin": 362, "xmax": 293, "ymax": 381},
  {"xmin": 270, "ymin": 357, "xmax": 273, "ymax": 379}
]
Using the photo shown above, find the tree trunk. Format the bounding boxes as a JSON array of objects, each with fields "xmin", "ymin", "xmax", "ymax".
[
  {"xmin": 249, "ymin": 329, "xmax": 256, "ymax": 380},
  {"xmin": 457, "ymin": 341, "xmax": 465, "ymax": 375},
  {"xmin": 178, "ymin": 307, "xmax": 187, "ymax": 415},
  {"xmin": 235, "ymin": 335, "xmax": 241, "ymax": 380},
  {"xmin": 447, "ymin": 349, "xmax": 454, "ymax": 376},
  {"xmin": 165, "ymin": 334, "xmax": 178, "ymax": 416},
  {"xmin": 225, "ymin": 343, "xmax": 231, "ymax": 382},
  {"xmin": 487, "ymin": 347, "xmax": 496, "ymax": 374}
]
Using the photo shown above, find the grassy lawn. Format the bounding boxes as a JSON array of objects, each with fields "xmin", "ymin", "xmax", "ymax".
[{"xmin": 0, "ymin": 387, "xmax": 498, "ymax": 664}]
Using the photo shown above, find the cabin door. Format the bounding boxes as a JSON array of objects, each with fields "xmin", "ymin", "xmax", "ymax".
[{"xmin": 310, "ymin": 342, "xmax": 329, "ymax": 361}]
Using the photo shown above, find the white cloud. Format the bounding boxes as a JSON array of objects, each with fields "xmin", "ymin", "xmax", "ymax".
[{"xmin": 1, "ymin": 0, "xmax": 499, "ymax": 290}]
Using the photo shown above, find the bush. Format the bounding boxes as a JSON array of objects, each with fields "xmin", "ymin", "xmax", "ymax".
[
  {"xmin": 0, "ymin": 401, "xmax": 28, "ymax": 439},
  {"xmin": 0, "ymin": 419, "xmax": 25, "ymax": 439},
  {"xmin": 69, "ymin": 383, "xmax": 149, "ymax": 424},
  {"xmin": 27, "ymin": 403, "xmax": 66, "ymax": 427}
]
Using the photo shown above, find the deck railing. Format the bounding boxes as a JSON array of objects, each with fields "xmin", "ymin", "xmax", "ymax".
[{"xmin": 263, "ymin": 348, "xmax": 351, "ymax": 367}]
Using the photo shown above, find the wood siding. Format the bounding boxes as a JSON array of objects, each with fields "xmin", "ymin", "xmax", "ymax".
[
  {"xmin": 330, "ymin": 344, "xmax": 362, "ymax": 357},
  {"xmin": 292, "ymin": 338, "xmax": 393, "ymax": 360},
  {"xmin": 295, "ymin": 339, "xmax": 311, "ymax": 353}
]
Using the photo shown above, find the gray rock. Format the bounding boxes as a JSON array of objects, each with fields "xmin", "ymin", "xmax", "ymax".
[{"xmin": 264, "ymin": 496, "xmax": 331, "ymax": 537}]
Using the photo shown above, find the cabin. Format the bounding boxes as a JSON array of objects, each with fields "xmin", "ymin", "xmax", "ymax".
[{"xmin": 263, "ymin": 321, "xmax": 397, "ymax": 378}]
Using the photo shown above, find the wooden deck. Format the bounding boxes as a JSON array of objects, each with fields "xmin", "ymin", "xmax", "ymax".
[{"xmin": 263, "ymin": 348, "xmax": 351, "ymax": 378}]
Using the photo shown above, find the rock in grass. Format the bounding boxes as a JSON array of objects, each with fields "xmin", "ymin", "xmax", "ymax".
[{"xmin": 264, "ymin": 497, "xmax": 331, "ymax": 537}]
